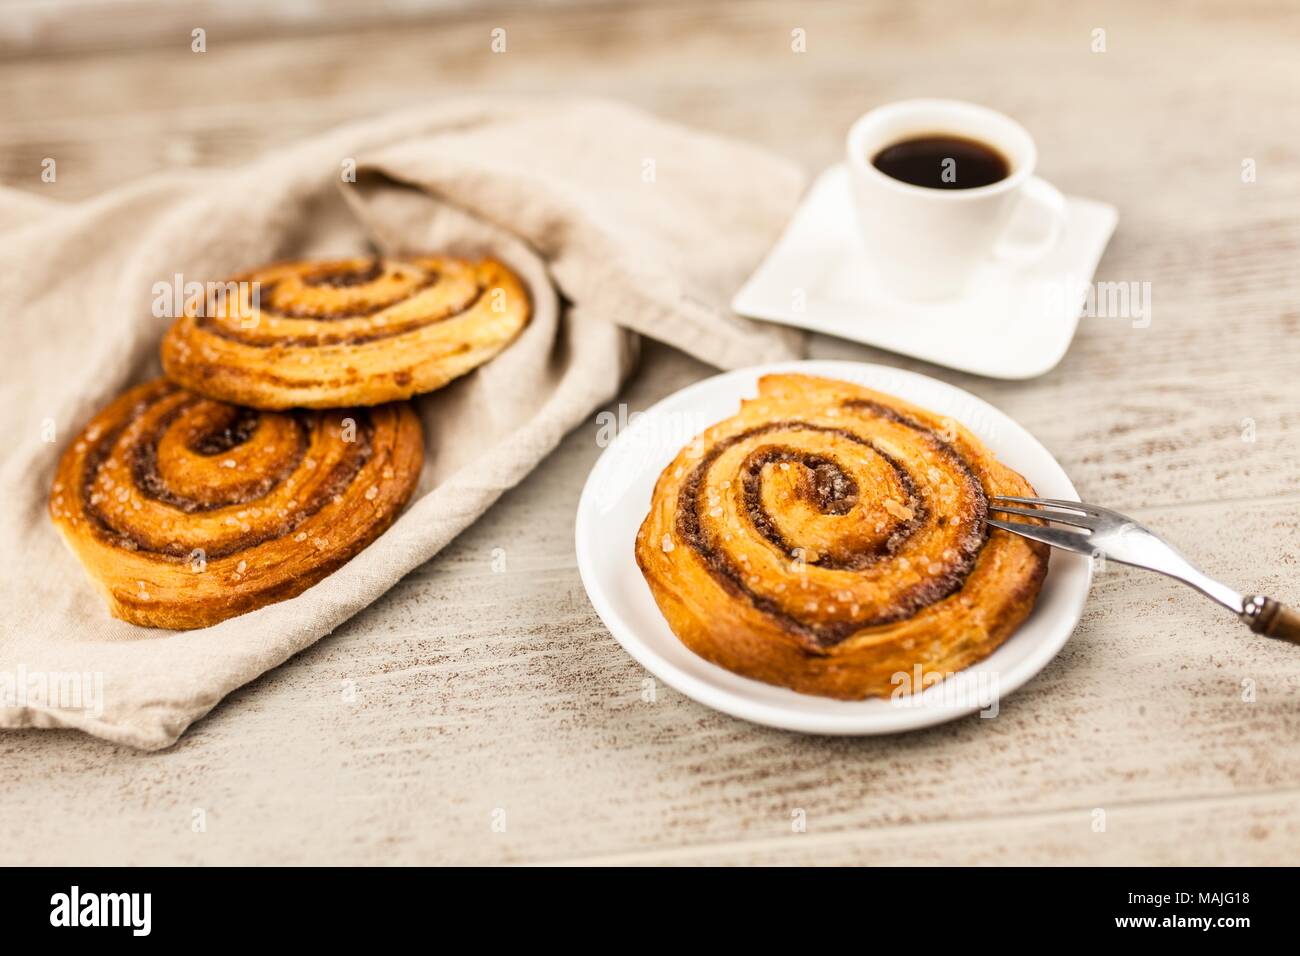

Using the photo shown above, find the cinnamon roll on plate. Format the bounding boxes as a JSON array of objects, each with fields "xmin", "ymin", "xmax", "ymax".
[{"xmin": 575, "ymin": 362, "xmax": 1090, "ymax": 734}]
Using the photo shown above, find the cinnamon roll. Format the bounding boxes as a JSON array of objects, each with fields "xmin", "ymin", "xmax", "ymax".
[
  {"xmin": 161, "ymin": 255, "xmax": 530, "ymax": 409},
  {"xmin": 636, "ymin": 374, "xmax": 1049, "ymax": 700},
  {"xmin": 49, "ymin": 378, "xmax": 422, "ymax": 629}
]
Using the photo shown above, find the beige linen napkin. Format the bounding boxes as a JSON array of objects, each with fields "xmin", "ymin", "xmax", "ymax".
[{"xmin": 0, "ymin": 98, "xmax": 805, "ymax": 750}]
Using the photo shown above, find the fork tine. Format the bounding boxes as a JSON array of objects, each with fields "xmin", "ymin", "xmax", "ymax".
[
  {"xmin": 986, "ymin": 517, "xmax": 1097, "ymax": 556},
  {"xmin": 990, "ymin": 495, "xmax": 1098, "ymax": 515},
  {"xmin": 992, "ymin": 495, "xmax": 1142, "ymax": 527},
  {"xmin": 987, "ymin": 503, "xmax": 1096, "ymax": 529}
]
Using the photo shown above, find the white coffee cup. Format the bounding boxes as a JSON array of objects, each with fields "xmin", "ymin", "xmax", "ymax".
[{"xmin": 846, "ymin": 99, "xmax": 1068, "ymax": 301}]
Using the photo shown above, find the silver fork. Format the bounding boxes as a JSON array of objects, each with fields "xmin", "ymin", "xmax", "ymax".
[{"xmin": 988, "ymin": 495, "xmax": 1300, "ymax": 644}]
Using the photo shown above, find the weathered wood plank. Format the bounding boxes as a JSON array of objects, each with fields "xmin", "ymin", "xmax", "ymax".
[{"xmin": 560, "ymin": 792, "xmax": 1300, "ymax": 865}]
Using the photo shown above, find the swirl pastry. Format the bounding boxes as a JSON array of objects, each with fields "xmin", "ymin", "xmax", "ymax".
[
  {"xmin": 161, "ymin": 255, "xmax": 530, "ymax": 409},
  {"xmin": 49, "ymin": 378, "xmax": 422, "ymax": 629},
  {"xmin": 636, "ymin": 374, "xmax": 1049, "ymax": 700}
]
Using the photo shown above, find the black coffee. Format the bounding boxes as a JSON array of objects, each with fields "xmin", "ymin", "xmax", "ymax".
[{"xmin": 871, "ymin": 134, "xmax": 1010, "ymax": 190}]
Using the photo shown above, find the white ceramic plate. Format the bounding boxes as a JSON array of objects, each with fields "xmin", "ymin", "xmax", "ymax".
[
  {"xmin": 575, "ymin": 360, "xmax": 1092, "ymax": 735},
  {"xmin": 731, "ymin": 164, "xmax": 1119, "ymax": 380}
]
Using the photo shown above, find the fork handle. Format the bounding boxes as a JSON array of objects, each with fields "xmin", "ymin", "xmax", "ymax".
[{"xmin": 1242, "ymin": 596, "xmax": 1300, "ymax": 644}]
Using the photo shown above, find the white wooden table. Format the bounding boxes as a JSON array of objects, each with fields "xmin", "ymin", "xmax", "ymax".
[{"xmin": 3, "ymin": 0, "xmax": 1299, "ymax": 865}]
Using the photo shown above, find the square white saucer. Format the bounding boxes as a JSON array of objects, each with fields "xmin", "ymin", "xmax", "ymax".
[{"xmin": 731, "ymin": 163, "xmax": 1119, "ymax": 379}]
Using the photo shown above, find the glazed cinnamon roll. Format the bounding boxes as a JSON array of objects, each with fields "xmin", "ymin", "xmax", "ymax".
[
  {"xmin": 636, "ymin": 374, "xmax": 1049, "ymax": 700},
  {"xmin": 49, "ymin": 378, "xmax": 422, "ymax": 629},
  {"xmin": 161, "ymin": 255, "xmax": 530, "ymax": 409}
]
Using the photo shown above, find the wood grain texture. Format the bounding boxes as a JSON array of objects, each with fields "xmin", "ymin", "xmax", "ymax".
[{"xmin": 2, "ymin": 0, "xmax": 1299, "ymax": 865}]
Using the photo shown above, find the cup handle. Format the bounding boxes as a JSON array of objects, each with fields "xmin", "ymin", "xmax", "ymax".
[{"xmin": 993, "ymin": 176, "xmax": 1069, "ymax": 266}]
